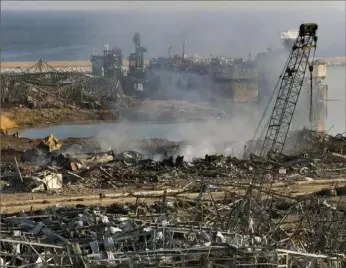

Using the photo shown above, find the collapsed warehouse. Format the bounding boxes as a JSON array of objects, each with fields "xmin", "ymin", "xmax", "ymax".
[
  {"xmin": 0, "ymin": 59, "xmax": 131, "ymax": 111},
  {"xmin": 1, "ymin": 24, "xmax": 345, "ymax": 267}
]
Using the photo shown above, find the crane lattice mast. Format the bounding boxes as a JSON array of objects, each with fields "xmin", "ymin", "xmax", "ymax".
[{"xmin": 259, "ymin": 23, "xmax": 318, "ymax": 158}]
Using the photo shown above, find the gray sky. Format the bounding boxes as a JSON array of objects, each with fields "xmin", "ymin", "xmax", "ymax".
[{"xmin": 2, "ymin": 1, "xmax": 345, "ymax": 11}]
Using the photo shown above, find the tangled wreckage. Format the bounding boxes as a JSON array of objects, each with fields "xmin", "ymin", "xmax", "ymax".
[
  {"xmin": 1, "ymin": 128, "xmax": 346, "ymax": 267},
  {"xmin": 0, "ymin": 24, "xmax": 345, "ymax": 267},
  {"xmin": 0, "ymin": 59, "xmax": 129, "ymax": 110}
]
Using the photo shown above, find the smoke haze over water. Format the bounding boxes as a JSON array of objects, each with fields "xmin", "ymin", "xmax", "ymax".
[{"xmin": 95, "ymin": 117, "xmax": 262, "ymax": 160}]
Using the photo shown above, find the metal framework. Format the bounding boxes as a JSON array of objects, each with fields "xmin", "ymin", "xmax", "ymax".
[
  {"xmin": 0, "ymin": 184, "xmax": 344, "ymax": 267},
  {"xmin": 0, "ymin": 60, "xmax": 127, "ymax": 107},
  {"xmin": 260, "ymin": 23, "xmax": 318, "ymax": 157},
  {"xmin": 128, "ymin": 32, "xmax": 147, "ymax": 75}
]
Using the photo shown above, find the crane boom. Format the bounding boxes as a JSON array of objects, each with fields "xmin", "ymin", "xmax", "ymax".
[{"xmin": 259, "ymin": 23, "xmax": 318, "ymax": 158}]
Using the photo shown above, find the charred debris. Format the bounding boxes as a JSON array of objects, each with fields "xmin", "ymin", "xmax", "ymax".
[{"xmin": 1, "ymin": 129, "xmax": 346, "ymax": 267}]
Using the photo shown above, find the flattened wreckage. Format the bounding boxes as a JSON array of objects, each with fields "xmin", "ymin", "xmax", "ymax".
[{"xmin": 0, "ymin": 186, "xmax": 345, "ymax": 267}]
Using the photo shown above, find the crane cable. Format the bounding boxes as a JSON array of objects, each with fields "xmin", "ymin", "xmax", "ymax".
[
  {"xmin": 309, "ymin": 45, "xmax": 317, "ymax": 124},
  {"xmin": 309, "ymin": 70, "xmax": 314, "ymax": 122}
]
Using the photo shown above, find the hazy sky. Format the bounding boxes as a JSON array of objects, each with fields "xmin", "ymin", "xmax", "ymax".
[{"xmin": 2, "ymin": 1, "xmax": 345, "ymax": 11}]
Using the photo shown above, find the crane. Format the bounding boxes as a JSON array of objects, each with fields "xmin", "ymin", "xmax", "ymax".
[{"xmin": 245, "ymin": 23, "xmax": 318, "ymax": 159}]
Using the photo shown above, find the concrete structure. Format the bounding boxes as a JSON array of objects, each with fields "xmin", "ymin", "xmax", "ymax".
[
  {"xmin": 209, "ymin": 57, "xmax": 258, "ymax": 102},
  {"xmin": 90, "ymin": 43, "xmax": 123, "ymax": 78}
]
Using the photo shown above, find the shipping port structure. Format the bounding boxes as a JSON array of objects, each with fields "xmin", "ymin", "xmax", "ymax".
[
  {"xmin": 37, "ymin": 27, "xmax": 327, "ymax": 132},
  {"xmin": 1, "ymin": 29, "xmax": 328, "ymax": 131},
  {"xmin": 143, "ymin": 29, "xmax": 328, "ymax": 131}
]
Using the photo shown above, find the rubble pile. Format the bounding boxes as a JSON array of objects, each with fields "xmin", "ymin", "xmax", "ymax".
[
  {"xmin": 6, "ymin": 148, "xmax": 346, "ymax": 193},
  {"xmin": 1, "ymin": 131, "xmax": 346, "ymax": 194},
  {"xmin": 0, "ymin": 186, "xmax": 345, "ymax": 267}
]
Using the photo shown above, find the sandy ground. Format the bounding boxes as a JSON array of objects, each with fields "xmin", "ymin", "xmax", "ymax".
[
  {"xmin": 1, "ymin": 107, "xmax": 119, "ymax": 133},
  {"xmin": 0, "ymin": 114, "xmax": 18, "ymax": 132},
  {"xmin": 1, "ymin": 179, "xmax": 345, "ymax": 213},
  {"xmin": 1, "ymin": 60, "xmax": 91, "ymax": 69}
]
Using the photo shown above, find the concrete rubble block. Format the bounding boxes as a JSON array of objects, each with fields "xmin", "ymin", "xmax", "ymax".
[
  {"xmin": 86, "ymin": 153, "xmax": 114, "ymax": 164},
  {"xmin": 28, "ymin": 170, "xmax": 63, "ymax": 192},
  {"xmin": 279, "ymin": 168, "xmax": 286, "ymax": 174}
]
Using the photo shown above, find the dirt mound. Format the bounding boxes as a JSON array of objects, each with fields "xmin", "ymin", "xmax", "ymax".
[
  {"xmin": 1, "ymin": 107, "xmax": 119, "ymax": 128},
  {"xmin": 1, "ymin": 114, "xmax": 18, "ymax": 132}
]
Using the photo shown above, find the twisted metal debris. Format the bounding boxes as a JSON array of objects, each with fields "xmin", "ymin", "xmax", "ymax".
[
  {"xmin": 1, "ymin": 130, "xmax": 346, "ymax": 267},
  {"xmin": 0, "ymin": 185, "xmax": 345, "ymax": 267},
  {"xmin": 0, "ymin": 60, "xmax": 130, "ymax": 109}
]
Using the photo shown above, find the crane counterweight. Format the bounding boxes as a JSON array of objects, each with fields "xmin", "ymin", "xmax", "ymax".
[{"xmin": 298, "ymin": 23, "xmax": 318, "ymax": 36}]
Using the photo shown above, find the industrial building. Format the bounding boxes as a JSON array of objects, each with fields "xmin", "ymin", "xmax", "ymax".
[
  {"xmin": 90, "ymin": 43, "xmax": 123, "ymax": 78},
  {"xmin": 88, "ymin": 28, "xmax": 329, "ymax": 131}
]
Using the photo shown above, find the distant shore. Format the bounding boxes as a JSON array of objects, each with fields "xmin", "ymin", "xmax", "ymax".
[
  {"xmin": 1, "ymin": 60, "xmax": 91, "ymax": 69},
  {"xmin": 0, "ymin": 59, "xmax": 149, "ymax": 70}
]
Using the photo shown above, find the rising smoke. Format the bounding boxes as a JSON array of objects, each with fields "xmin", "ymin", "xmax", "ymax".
[
  {"xmin": 94, "ymin": 6, "xmax": 344, "ymax": 160},
  {"xmin": 98, "ymin": 46, "xmax": 324, "ymax": 161}
]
